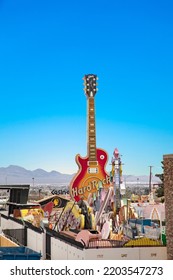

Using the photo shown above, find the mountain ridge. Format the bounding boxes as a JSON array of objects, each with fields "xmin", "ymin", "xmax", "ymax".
[
  {"xmin": 0, "ymin": 165, "xmax": 161, "ymax": 185},
  {"xmin": 0, "ymin": 165, "xmax": 74, "ymax": 185}
]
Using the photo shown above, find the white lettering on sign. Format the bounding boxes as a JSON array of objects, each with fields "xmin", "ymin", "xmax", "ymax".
[{"xmin": 71, "ymin": 175, "xmax": 111, "ymax": 198}]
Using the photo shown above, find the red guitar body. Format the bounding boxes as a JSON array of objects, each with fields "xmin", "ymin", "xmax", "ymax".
[{"xmin": 70, "ymin": 148, "xmax": 110, "ymax": 201}]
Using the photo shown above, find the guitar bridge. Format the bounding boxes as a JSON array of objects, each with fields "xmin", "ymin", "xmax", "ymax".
[{"xmin": 88, "ymin": 167, "xmax": 98, "ymax": 174}]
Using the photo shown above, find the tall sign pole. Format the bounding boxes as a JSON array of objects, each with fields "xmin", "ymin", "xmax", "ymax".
[
  {"xmin": 148, "ymin": 165, "xmax": 153, "ymax": 193},
  {"xmin": 111, "ymin": 148, "xmax": 123, "ymax": 213}
]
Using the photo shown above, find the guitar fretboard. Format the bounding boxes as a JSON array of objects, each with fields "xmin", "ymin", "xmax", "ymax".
[{"xmin": 87, "ymin": 97, "xmax": 97, "ymax": 163}]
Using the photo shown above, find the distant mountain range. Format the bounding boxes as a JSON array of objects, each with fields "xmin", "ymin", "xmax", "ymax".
[
  {"xmin": 0, "ymin": 165, "xmax": 161, "ymax": 186},
  {"xmin": 0, "ymin": 165, "xmax": 74, "ymax": 185}
]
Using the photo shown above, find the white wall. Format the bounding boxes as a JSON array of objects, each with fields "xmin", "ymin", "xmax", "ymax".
[
  {"xmin": 27, "ymin": 228, "xmax": 45, "ymax": 259},
  {"xmin": 67, "ymin": 244, "xmax": 85, "ymax": 260},
  {"xmin": 85, "ymin": 247, "xmax": 140, "ymax": 260},
  {"xmin": 0, "ymin": 216, "xmax": 24, "ymax": 230},
  {"xmin": 139, "ymin": 246, "xmax": 167, "ymax": 260},
  {"xmin": 50, "ymin": 236, "xmax": 167, "ymax": 260},
  {"xmin": 51, "ymin": 238, "xmax": 85, "ymax": 260},
  {"xmin": 51, "ymin": 238, "xmax": 68, "ymax": 260}
]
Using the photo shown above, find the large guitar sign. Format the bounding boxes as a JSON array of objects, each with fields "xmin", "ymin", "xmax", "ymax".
[{"xmin": 70, "ymin": 74, "xmax": 111, "ymax": 201}]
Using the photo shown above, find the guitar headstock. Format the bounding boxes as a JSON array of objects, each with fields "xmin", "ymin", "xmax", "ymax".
[{"xmin": 83, "ymin": 74, "xmax": 98, "ymax": 98}]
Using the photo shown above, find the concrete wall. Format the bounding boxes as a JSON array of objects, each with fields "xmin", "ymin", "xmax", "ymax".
[
  {"xmin": 27, "ymin": 228, "xmax": 45, "ymax": 260},
  {"xmin": 50, "ymin": 237, "xmax": 167, "ymax": 260},
  {"xmin": 85, "ymin": 247, "xmax": 139, "ymax": 260},
  {"xmin": 139, "ymin": 246, "xmax": 167, "ymax": 260},
  {"xmin": 0, "ymin": 216, "xmax": 24, "ymax": 230},
  {"xmin": 51, "ymin": 238, "xmax": 68, "ymax": 260}
]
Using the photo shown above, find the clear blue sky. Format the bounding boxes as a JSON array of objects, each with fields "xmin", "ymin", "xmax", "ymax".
[{"xmin": 0, "ymin": 0, "xmax": 173, "ymax": 176}]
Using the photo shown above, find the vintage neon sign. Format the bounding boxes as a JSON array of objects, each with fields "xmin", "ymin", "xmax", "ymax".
[{"xmin": 71, "ymin": 175, "xmax": 111, "ymax": 199}]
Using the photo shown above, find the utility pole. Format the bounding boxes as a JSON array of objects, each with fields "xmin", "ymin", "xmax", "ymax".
[
  {"xmin": 32, "ymin": 177, "xmax": 35, "ymax": 188},
  {"xmin": 148, "ymin": 166, "xmax": 153, "ymax": 193}
]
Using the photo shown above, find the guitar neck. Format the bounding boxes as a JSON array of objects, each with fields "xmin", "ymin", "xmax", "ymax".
[{"xmin": 87, "ymin": 97, "xmax": 97, "ymax": 162}]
